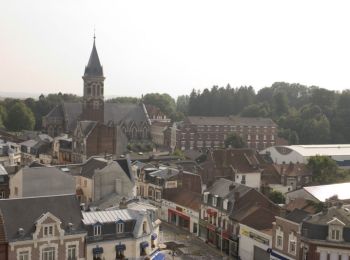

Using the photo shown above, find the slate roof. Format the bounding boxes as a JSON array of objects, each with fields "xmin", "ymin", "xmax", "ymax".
[
  {"xmin": 305, "ymin": 205, "xmax": 350, "ymax": 226},
  {"xmin": 82, "ymin": 208, "xmax": 141, "ymax": 225},
  {"xmin": 205, "ymin": 178, "xmax": 251, "ymax": 199},
  {"xmin": 80, "ymin": 157, "xmax": 108, "ymax": 179},
  {"xmin": 212, "ymin": 149, "xmax": 262, "ymax": 173},
  {"xmin": 21, "ymin": 167, "xmax": 76, "ymax": 197},
  {"xmin": 0, "ymin": 194, "xmax": 85, "ymax": 242},
  {"xmin": 57, "ymin": 102, "xmax": 149, "ymax": 132},
  {"xmin": 84, "ymin": 39, "xmax": 103, "ymax": 77},
  {"xmin": 77, "ymin": 121, "xmax": 97, "ymax": 137},
  {"xmin": 285, "ymin": 209, "xmax": 310, "ymax": 223},
  {"xmin": 186, "ymin": 116, "xmax": 276, "ymax": 127},
  {"xmin": 163, "ymin": 190, "xmax": 201, "ymax": 211},
  {"xmin": 274, "ymin": 162, "xmax": 312, "ymax": 177}
]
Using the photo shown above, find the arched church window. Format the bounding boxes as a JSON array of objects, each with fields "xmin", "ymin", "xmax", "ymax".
[
  {"xmin": 143, "ymin": 127, "xmax": 148, "ymax": 138},
  {"xmin": 132, "ymin": 127, "xmax": 137, "ymax": 139}
]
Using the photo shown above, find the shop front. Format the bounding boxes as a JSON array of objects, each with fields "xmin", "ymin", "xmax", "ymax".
[{"xmin": 168, "ymin": 209, "xmax": 190, "ymax": 231}]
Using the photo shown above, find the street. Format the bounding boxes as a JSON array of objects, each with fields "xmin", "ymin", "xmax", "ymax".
[{"xmin": 159, "ymin": 222, "xmax": 228, "ymax": 260}]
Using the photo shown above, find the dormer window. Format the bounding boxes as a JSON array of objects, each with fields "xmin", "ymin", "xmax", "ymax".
[
  {"xmin": 212, "ymin": 195, "xmax": 218, "ymax": 207},
  {"xmin": 223, "ymin": 199, "xmax": 228, "ymax": 210},
  {"xmin": 43, "ymin": 225, "xmax": 54, "ymax": 237},
  {"xmin": 327, "ymin": 217, "xmax": 345, "ymax": 242},
  {"xmin": 93, "ymin": 224, "xmax": 102, "ymax": 236},
  {"xmin": 203, "ymin": 192, "xmax": 209, "ymax": 203},
  {"xmin": 116, "ymin": 221, "xmax": 124, "ymax": 234}
]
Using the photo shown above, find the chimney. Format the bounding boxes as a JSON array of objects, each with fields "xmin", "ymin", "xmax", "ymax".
[
  {"xmin": 119, "ymin": 197, "xmax": 128, "ymax": 209},
  {"xmin": 229, "ymin": 183, "xmax": 235, "ymax": 191}
]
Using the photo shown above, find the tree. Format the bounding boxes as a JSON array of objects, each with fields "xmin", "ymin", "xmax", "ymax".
[
  {"xmin": 272, "ymin": 92, "xmax": 289, "ymax": 116},
  {"xmin": 107, "ymin": 97, "xmax": 139, "ymax": 104},
  {"xmin": 5, "ymin": 101, "xmax": 35, "ymax": 131},
  {"xmin": 307, "ymin": 155, "xmax": 338, "ymax": 184},
  {"xmin": 143, "ymin": 93, "xmax": 176, "ymax": 117},
  {"xmin": 176, "ymin": 95, "xmax": 189, "ymax": 115},
  {"xmin": 268, "ymin": 190, "xmax": 285, "ymax": 204},
  {"xmin": 224, "ymin": 133, "xmax": 246, "ymax": 148}
]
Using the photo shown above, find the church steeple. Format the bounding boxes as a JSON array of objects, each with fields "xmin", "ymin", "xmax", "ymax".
[
  {"xmin": 82, "ymin": 36, "xmax": 105, "ymax": 123},
  {"xmin": 84, "ymin": 36, "xmax": 103, "ymax": 77}
]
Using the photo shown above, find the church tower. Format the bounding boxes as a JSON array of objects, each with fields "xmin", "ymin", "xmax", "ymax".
[{"xmin": 82, "ymin": 36, "xmax": 105, "ymax": 123}]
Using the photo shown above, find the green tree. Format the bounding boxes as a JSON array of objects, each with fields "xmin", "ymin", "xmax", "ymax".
[
  {"xmin": 307, "ymin": 155, "xmax": 338, "ymax": 184},
  {"xmin": 107, "ymin": 97, "xmax": 139, "ymax": 103},
  {"xmin": 5, "ymin": 101, "xmax": 35, "ymax": 131},
  {"xmin": 176, "ymin": 95, "xmax": 189, "ymax": 115},
  {"xmin": 143, "ymin": 93, "xmax": 176, "ymax": 117},
  {"xmin": 272, "ymin": 92, "xmax": 289, "ymax": 116},
  {"xmin": 268, "ymin": 190, "xmax": 285, "ymax": 204},
  {"xmin": 224, "ymin": 133, "xmax": 246, "ymax": 148}
]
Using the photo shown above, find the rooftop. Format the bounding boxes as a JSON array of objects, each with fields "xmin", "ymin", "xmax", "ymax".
[
  {"xmin": 304, "ymin": 182, "xmax": 350, "ymax": 202},
  {"xmin": 82, "ymin": 209, "xmax": 144, "ymax": 225}
]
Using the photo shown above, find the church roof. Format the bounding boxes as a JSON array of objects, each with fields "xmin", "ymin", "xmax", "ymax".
[
  {"xmin": 58, "ymin": 102, "xmax": 148, "ymax": 132},
  {"xmin": 84, "ymin": 38, "xmax": 103, "ymax": 77}
]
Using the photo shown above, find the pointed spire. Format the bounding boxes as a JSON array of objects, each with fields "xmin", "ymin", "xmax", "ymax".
[{"xmin": 84, "ymin": 34, "xmax": 103, "ymax": 77}]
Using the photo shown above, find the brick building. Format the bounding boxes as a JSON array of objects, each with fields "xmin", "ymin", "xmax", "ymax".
[{"xmin": 175, "ymin": 116, "xmax": 280, "ymax": 151}]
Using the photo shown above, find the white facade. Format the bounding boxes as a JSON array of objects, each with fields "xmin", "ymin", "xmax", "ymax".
[
  {"xmin": 239, "ymin": 223, "xmax": 271, "ymax": 260},
  {"xmin": 261, "ymin": 145, "xmax": 350, "ymax": 168},
  {"xmin": 235, "ymin": 172, "xmax": 261, "ymax": 191}
]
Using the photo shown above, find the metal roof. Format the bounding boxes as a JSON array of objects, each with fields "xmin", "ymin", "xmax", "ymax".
[
  {"xmin": 281, "ymin": 144, "xmax": 350, "ymax": 157},
  {"xmin": 82, "ymin": 209, "xmax": 142, "ymax": 225},
  {"xmin": 0, "ymin": 165, "xmax": 8, "ymax": 175},
  {"xmin": 304, "ymin": 182, "xmax": 350, "ymax": 202}
]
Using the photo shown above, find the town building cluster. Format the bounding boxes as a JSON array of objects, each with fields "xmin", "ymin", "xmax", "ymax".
[{"xmin": 0, "ymin": 38, "xmax": 350, "ymax": 260}]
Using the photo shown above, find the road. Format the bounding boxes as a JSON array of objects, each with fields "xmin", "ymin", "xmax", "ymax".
[{"xmin": 159, "ymin": 222, "xmax": 229, "ymax": 260}]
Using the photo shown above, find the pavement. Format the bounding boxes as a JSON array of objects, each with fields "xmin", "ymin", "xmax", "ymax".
[{"xmin": 159, "ymin": 222, "xmax": 230, "ymax": 260}]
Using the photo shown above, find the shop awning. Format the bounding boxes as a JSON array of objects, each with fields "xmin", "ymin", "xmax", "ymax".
[
  {"xmin": 115, "ymin": 244, "xmax": 126, "ymax": 251},
  {"xmin": 151, "ymin": 252, "xmax": 165, "ymax": 260},
  {"xmin": 92, "ymin": 247, "xmax": 103, "ymax": 254}
]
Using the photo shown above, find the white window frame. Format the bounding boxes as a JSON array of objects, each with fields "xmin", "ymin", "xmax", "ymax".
[
  {"xmin": 288, "ymin": 232, "xmax": 297, "ymax": 255},
  {"xmin": 94, "ymin": 225, "xmax": 102, "ymax": 236},
  {"xmin": 275, "ymin": 227, "xmax": 284, "ymax": 250},
  {"xmin": 17, "ymin": 247, "xmax": 31, "ymax": 260},
  {"xmin": 203, "ymin": 192, "xmax": 209, "ymax": 203},
  {"xmin": 117, "ymin": 222, "xmax": 124, "ymax": 233},
  {"xmin": 43, "ymin": 225, "xmax": 54, "ymax": 237},
  {"xmin": 65, "ymin": 241, "xmax": 79, "ymax": 260},
  {"xmin": 212, "ymin": 195, "xmax": 218, "ymax": 207},
  {"xmin": 39, "ymin": 243, "xmax": 58, "ymax": 260},
  {"xmin": 223, "ymin": 199, "xmax": 228, "ymax": 210}
]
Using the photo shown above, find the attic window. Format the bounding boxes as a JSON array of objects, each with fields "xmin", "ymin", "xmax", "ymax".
[
  {"xmin": 116, "ymin": 221, "xmax": 124, "ymax": 234},
  {"xmin": 94, "ymin": 225, "xmax": 102, "ymax": 236},
  {"xmin": 212, "ymin": 195, "xmax": 218, "ymax": 207},
  {"xmin": 43, "ymin": 225, "xmax": 54, "ymax": 237}
]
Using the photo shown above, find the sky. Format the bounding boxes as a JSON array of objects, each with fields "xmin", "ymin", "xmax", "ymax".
[{"xmin": 1, "ymin": 0, "xmax": 350, "ymax": 99}]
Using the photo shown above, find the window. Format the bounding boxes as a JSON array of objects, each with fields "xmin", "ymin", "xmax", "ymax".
[
  {"xmin": 203, "ymin": 192, "xmax": 209, "ymax": 203},
  {"xmin": 256, "ymin": 135, "xmax": 259, "ymax": 140},
  {"xmin": 223, "ymin": 199, "xmax": 228, "ymax": 210},
  {"xmin": 275, "ymin": 227, "xmax": 284, "ymax": 250},
  {"xmin": 94, "ymin": 225, "xmax": 101, "ymax": 236},
  {"xmin": 19, "ymin": 251, "xmax": 29, "ymax": 260},
  {"xmin": 42, "ymin": 247, "xmax": 55, "ymax": 260},
  {"xmin": 67, "ymin": 245, "xmax": 76, "ymax": 260},
  {"xmin": 14, "ymin": 187, "xmax": 18, "ymax": 196},
  {"xmin": 190, "ymin": 133, "xmax": 194, "ymax": 139},
  {"xmin": 288, "ymin": 232, "xmax": 297, "ymax": 255},
  {"xmin": 142, "ymin": 221, "xmax": 147, "ymax": 234},
  {"xmin": 212, "ymin": 195, "xmax": 218, "ymax": 207},
  {"xmin": 331, "ymin": 229, "xmax": 340, "ymax": 240},
  {"xmin": 263, "ymin": 135, "xmax": 266, "ymax": 140},
  {"xmin": 0, "ymin": 191, "xmax": 5, "ymax": 199},
  {"xmin": 271, "ymin": 135, "xmax": 275, "ymax": 141},
  {"xmin": 117, "ymin": 223, "xmax": 124, "ymax": 233},
  {"xmin": 43, "ymin": 225, "xmax": 54, "ymax": 237},
  {"xmin": 241, "ymin": 175, "xmax": 246, "ymax": 185}
]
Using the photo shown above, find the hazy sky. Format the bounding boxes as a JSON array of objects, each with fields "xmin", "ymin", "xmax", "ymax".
[{"xmin": 1, "ymin": 0, "xmax": 350, "ymax": 99}]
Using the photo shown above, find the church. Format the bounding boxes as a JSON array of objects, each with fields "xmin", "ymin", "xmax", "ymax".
[{"xmin": 43, "ymin": 37, "xmax": 151, "ymax": 140}]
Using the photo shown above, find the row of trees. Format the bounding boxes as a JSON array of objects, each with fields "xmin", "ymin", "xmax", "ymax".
[
  {"xmin": 185, "ymin": 82, "xmax": 350, "ymax": 144},
  {"xmin": 0, "ymin": 93, "xmax": 81, "ymax": 131}
]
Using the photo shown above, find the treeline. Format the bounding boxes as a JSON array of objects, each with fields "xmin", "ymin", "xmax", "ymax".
[
  {"xmin": 0, "ymin": 93, "xmax": 81, "ymax": 131},
  {"xmin": 187, "ymin": 82, "xmax": 350, "ymax": 144}
]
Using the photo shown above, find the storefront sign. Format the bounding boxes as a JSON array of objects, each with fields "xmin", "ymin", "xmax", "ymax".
[
  {"xmin": 241, "ymin": 227, "xmax": 269, "ymax": 245},
  {"xmin": 165, "ymin": 181, "xmax": 177, "ymax": 188}
]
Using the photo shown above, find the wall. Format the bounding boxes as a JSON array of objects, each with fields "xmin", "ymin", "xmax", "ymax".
[
  {"xmin": 235, "ymin": 172, "xmax": 261, "ymax": 190},
  {"xmin": 239, "ymin": 223, "xmax": 271, "ymax": 260}
]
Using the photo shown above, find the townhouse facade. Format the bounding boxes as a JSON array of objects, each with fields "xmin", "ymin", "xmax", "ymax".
[
  {"xmin": 0, "ymin": 194, "xmax": 86, "ymax": 260},
  {"xmin": 82, "ymin": 208, "xmax": 160, "ymax": 260}
]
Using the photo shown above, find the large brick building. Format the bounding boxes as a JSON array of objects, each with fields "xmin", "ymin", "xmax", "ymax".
[{"xmin": 175, "ymin": 116, "xmax": 282, "ymax": 151}]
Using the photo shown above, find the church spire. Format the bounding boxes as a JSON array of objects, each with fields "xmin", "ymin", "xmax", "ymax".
[{"xmin": 84, "ymin": 35, "xmax": 103, "ymax": 77}]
